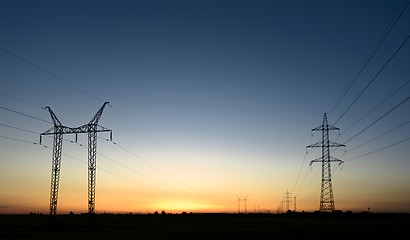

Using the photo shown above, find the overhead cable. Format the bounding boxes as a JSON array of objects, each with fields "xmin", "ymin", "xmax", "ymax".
[
  {"xmin": 343, "ymin": 96, "xmax": 409, "ymax": 144},
  {"xmin": 333, "ymin": 33, "xmax": 410, "ymax": 125},
  {"xmin": 329, "ymin": 1, "xmax": 410, "ymax": 117}
]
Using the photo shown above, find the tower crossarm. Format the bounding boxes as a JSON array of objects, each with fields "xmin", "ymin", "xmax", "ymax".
[
  {"xmin": 306, "ymin": 141, "xmax": 345, "ymax": 148},
  {"xmin": 41, "ymin": 125, "xmax": 111, "ymax": 136},
  {"xmin": 41, "ymin": 126, "xmax": 78, "ymax": 135},
  {"xmin": 309, "ymin": 156, "xmax": 344, "ymax": 166},
  {"xmin": 75, "ymin": 124, "xmax": 111, "ymax": 133},
  {"xmin": 306, "ymin": 142, "xmax": 322, "ymax": 148},
  {"xmin": 41, "ymin": 102, "xmax": 111, "ymax": 138},
  {"xmin": 329, "ymin": 141, "xmax": 346, "ymax": 148},
  {"xmin": 311, "ymin": 125, "xmax": 339, "ymax": 131}
]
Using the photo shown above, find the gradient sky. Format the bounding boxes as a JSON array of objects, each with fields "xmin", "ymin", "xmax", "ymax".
[{"xmin": 0, "ymin": 0, "xmax": 409, "ymax": 214}]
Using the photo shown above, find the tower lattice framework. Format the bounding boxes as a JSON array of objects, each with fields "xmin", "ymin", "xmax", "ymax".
[
  {"xmin": 41, "ymin": 102, "xmax": 111, "ymax": 225},
  {"xmin": 306, "ymin": 113, "xmax": 344, "ymax": 212}
]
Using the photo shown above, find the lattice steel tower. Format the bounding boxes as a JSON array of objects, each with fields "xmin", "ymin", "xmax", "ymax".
[
  {"xmin": 283, "ymin": 189, "xmax": 292, "ymax": 212},
  {"xmin": 41, "ymin": 102, "xmax": 111, "ymax": 225},
  {"xmin": 306, "ymin": 113, "xmax": 344, "ymax": 212}
]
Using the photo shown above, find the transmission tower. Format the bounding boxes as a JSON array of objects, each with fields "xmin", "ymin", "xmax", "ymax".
[
  {"xmin": 41, "ymin": 102, "xmax": 111, "ymax": 225},
  {"xmin": 283, "ymin": 189, "xmax": 292, "ymax": 212},
  {"xmin": 236, "ymin": 195, "xmax": 248, "ymax": 214},
  {"xmin": 306, "ymin": 113, "xmax": 344, "ymax": 212}
]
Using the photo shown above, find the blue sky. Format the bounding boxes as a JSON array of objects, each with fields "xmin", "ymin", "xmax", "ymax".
[{"xmin": 0, "ymin": 0, "xmax": 409, "ymax": 214}]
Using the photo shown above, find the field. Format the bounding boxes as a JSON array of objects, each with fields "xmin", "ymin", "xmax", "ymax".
[{"xmin": 1, "ymin": 212, "xmax": 409, "ymax": 239}]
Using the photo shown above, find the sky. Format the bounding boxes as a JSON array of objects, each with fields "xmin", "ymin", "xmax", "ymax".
[{"xmin": 0, "ymin": 0, "xmax": 409, "ymax": 214}]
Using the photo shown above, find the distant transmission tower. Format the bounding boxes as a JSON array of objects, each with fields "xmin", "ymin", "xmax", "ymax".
[
  {"xmin": 236, "ymin": 195, "xmax": 248, "ymax": 214},
  {"xmin": 283, "ymin": 189, "xmax": 292, "ymax": 212},
  {"xmin": 306, "ymin": 113, "xmax": 344, "ymax": 212},
  {"xmin": 41, "ymin": 102, "xmax": 111, "ymax": 225}
]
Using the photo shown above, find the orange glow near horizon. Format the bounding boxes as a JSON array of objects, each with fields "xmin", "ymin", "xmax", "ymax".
[
  {"xmin": 151, "ymin": 199, "xmax": 223, "ymax": 213},
  {"xmin": 0, "ymin": 189, "xmax": 402, "ymax": 215}
]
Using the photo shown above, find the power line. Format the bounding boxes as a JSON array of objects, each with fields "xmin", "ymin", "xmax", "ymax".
[
  {"xmin": 94, "ymin": 138, "xmax": 207, "ymax": 201},
  {"xmin": 328, "ymin": 1, "xmax": 410, "ymax": 117},
  {"xmin": 69, "ymin": 138, "xmax": 166, "ymax": 187},
  {"xmin": 296, "ymin": 167, "xmax": 321, "ymax": 205},
  {"xmin": 0, "ymin": 123, "xmax": 40, "ymax": 134},
  {"xmin": 60, "ymin": 151, "xmax": 206, "ymax": 210},
  {"xmin": 94, "ymin": 143, "xmax": 195, "ymax": 196},
  {"xmin": 347, "ymin": 119, "xmax": 410, "ymax": 152},
  {"xmin": 1, "ymin": 122, "xmax": 77, "ymax": 148},
  {"xmin": 294, "ymin": 165, "xmax": 312, "ymax": 198},
  {"xmin": 0, "ymin": 135, "xmax": 40, "ymax": 145},
  {"xmin": 333, "ymin": 31, "xmax": 410, "ymax": 125},
  {"xmin": 61, "ymin": 148, "xmax": 203, "ymax": 204},
  {"xmin": 298, "ymin": 161, "xmax": 344, "ymax": 207},
  {"xmin": 1, "ymin": 121, "xmax": 196, "ymax": 201},
  {"xmin": 0, "ymin": 121, "xmax": 99, "ymax": 146},
  {"xmin": 1, "ymin": 101, "xmax": 203, "ymax": 200},
  {"xmin": 0, "ymin": 91, "xmax": 45, "ymax": 110},
  {"xmin": 1, "ymin": 46, "xmax": 197, "ymax": 193},
  {"xmin": 108, "ymin": 104, "xmax": 189, "ymax": 168},
  {"xmin": 343, "ymin": 96, "xmax": 409, "ymax": 144},
  {"xmin": 0, "ymin": 105, "xmax": 51, "ymax": 124},
  {"xmin": 0, "ymin": 50, "xmax": 206, "ymax": 209},
  {"xmin": 345, "ymin": 136, "xmax": 410, "ymax": 162},
  {"xmin": 1, "ymin": 89, "xmax": 190, "ymax": 177},
  {"xmin": 76, "ymin": 140, "xmax": 206, "ymax": 201},
  {"xmin": 0, "ymin": 91, "xmax": 80, "ymax": 126},
  {"xmin": 341, "ymin": 79, "xmax": 410, "ymax": 135},
  {"xmin": 291, "ymin": 150, "xmax": 309, "ymax": 195},
  {"xmin": 1, "ymin": 46, "xmax": 191, "ymax": 181},
  {"xmin": 0, "ymin": 47, "xmax": 104, "ymax": 103},
  {"xmin": 0, "ymin": 133, "xmax": 184, "ymax": 199},
  {"xmin": 292, "ymin": 132, "xmax": 316, "ymax": 197},
  {"xmin": 73, "ymin": 139, "xmax": 194, "ymax": 197},
  {"xmin": 109, "ymin": 140, "xmax": 203, "ymax": 195}
]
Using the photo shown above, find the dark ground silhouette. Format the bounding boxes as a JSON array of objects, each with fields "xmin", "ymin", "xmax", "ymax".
[{"xmin": 0, "ymin": 211, "xmax": 409, "ymax": 239}]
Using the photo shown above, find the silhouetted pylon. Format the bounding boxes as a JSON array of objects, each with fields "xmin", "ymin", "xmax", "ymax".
[
  {"xmin": 41, "ymin": 102, "xmax": 112, "ymax": 225},
  {"xmin": 306, "ymin": 113, "xmax": 344, "ymax": 212}
]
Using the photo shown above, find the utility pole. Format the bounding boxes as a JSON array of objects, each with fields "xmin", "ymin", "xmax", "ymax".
[
  {"xmin": 294, "ymin": 197, "xmax": 296, "ymax": 212},
  {"xmin": 306, "ymin": 113, "xmax": 344, "ymax": 212},
  {"xmin": 41, "ymin": 102, "xmax": 112, "ymax": 225}
]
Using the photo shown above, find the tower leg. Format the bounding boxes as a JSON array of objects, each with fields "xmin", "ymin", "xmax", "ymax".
[
  {"xmin": 88, "ymin": 129, "xmax": 97, "ymax": 225},
  {"xmin": 49, "ymin": 132, "xmax": 63, "ymax": 225}
]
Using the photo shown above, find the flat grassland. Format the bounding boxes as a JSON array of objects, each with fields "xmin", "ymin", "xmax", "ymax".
[{"xmin": 0, "ymin": 212, "xmax": 408, "ymax": 239}]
